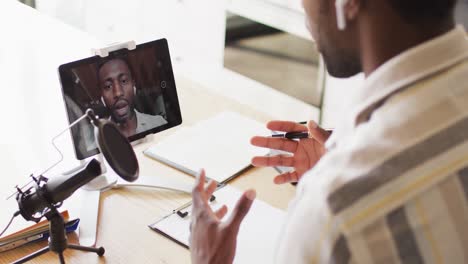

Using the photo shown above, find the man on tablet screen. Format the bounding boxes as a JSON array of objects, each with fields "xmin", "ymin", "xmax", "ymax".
[{"xmin": 98, "ymin": 57, "xmax": 167, "ymax": 137}]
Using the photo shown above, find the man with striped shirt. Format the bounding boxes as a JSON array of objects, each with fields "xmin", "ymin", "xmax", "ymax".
[{"xmin": 189, "ymin": 0, "xmax": 468, "ymax": 263}]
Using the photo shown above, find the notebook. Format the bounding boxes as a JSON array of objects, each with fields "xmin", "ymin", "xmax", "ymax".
[
  {"xmin": 144, "ymin": 112, "xmax": 269, "ymax": 183},
  {"xmin": 149, "ymin": 186, "xmax": 285, "ymax": 263},
  {"xmin": 0, "ymin": 211, "xmax": 70, "ymax": 245},
  {"xmin": 0, "ymin": 210, "xmax": 79, "ymax": 252},
  {"xmin": 0, "ymin": 218, "xmax": 79, "ymax": 253}
]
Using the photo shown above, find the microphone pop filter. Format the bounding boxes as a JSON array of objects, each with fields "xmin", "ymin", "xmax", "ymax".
[{"xmin": 95, "ymin": 119, "xmax": 139, "ymax": 182}]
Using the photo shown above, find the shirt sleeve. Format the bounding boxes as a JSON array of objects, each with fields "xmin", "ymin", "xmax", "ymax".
[{"xmin": 274, "ymin": 165, "xmax": 344, "ymax": 264}]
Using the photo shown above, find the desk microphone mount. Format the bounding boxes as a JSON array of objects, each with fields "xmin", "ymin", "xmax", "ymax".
[
  {"xmin": 12, "ymin": 175, "xmax": 105, "ymax": 264},
  {"xmin": 10, "ymin": 109, "xmax": 141, "ymax": 263}
]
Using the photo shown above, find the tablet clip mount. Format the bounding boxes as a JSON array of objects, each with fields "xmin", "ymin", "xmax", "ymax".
[{"xmin": 92, "ymin": 41, "xmax": 136, "ymax": 58}]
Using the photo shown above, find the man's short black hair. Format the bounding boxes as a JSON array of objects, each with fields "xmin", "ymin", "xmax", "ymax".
[
  {"xmin": 389, "ymin": 0, "xmax": 458, "ymax": 24},
  {"xmin": 96, "ymin": 55, "xmax": 135, "ymax": 85}
]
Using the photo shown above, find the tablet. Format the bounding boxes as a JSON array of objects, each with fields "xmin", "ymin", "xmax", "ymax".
[{"xmin": 58, "ymin": 39, "xmax": 182, "ymax": 160}]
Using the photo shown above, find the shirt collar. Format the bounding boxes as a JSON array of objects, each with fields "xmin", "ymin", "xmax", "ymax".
[{"xmin": 351, "ymin": 25, "xmax": 468, "ymax": 126}]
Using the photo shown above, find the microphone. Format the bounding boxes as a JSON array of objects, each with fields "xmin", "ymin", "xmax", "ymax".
[
  {"xmin": 13, "ymin": 109, "xmax": 138, "ymax": 223},
  {"xmin": 17, "ymin": 159, "xmax": 102, "ymax": 222},
  {"xmin": 44, "ymin": 159, "xmax": 102, "ymax": 204},
  {"xmin": 5, "ymin": 109, "xmax": 139, "ymax": 263}
]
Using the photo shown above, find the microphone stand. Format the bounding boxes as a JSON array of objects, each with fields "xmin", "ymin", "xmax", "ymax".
[{"xmin": 12, "ymin": 203, "xmax": 104, "ymax": 264}]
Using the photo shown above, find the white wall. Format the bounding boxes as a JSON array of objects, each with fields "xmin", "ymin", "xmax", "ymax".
[
  {"xmin": 35, "ymin": 0, "xmax": 227, "ymax": 72},
  {"xmin": 0, "ymin": 1, "xmax": 103, "ymax": 182}
]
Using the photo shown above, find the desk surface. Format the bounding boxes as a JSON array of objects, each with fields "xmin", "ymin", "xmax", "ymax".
[{"xmin": 0, "ymin": 75, "xmax": 297, "ymax": 264}]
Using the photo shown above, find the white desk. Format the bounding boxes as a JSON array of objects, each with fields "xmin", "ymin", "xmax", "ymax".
[
  {"xmin": 0, "ymin": 3, "xmax": 298, "ymax": 263},
  {"xmin": 0, "ymin": 69, "xmax": 297, "ymax": 264}
]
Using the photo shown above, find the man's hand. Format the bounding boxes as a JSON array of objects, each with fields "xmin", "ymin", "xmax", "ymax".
[
  {"xmin": 189, "ymin": 170, "xmax": 256, "ymax": 264},
  {"xmin": 251, "ymin": 120, "xmax": 331, "ymax": 184}
]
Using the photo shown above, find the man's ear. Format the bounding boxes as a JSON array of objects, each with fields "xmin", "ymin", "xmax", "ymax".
[
  {"xmin": 345, "ymin": 0, "xmax": 361, "ymax": 23},
  {"xmin": 336, "ymin": 0, "xmax": 362, "ymax": 30}
]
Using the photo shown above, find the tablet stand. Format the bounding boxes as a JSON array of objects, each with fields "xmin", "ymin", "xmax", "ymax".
[{"xmin": 78, "ymin": 41, "xmax": 192, "ymax": 247}]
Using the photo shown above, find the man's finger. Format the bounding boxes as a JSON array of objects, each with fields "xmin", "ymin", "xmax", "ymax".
[
  {"xmin": 204, "ymin": 180, "xmax": 217, "ymax": 200},
  {"xmin": 214, "ymin": 205, "xmax": 228, "ymax": 220},
  {"xmin": 267, "ymin": 121, "xmax": 308, "ymax": 133},
  {"xmin": 193, "ymin": 169, "xmax": 206, "ymax": 192},
  {"xmin": 227, "ymin": 190, "xmax": 256, "ymax": 231},
  {"xmin": 192, "ymin": 169, "xmax": 207, "ymax": 206},
  {"xmin": 307, "ymin": 121, "xmax": 331, "ymax": 145},
  {"xmin": 274, "ymin": 171, "xmax": 299, "ymax": 184},
  {"xmin": 251, "ymin": 155, "xmax": 294, "ymax": 167},
  {"xmin": 250, "ymin": 137, "xmax": 298, "ymax": 153}
]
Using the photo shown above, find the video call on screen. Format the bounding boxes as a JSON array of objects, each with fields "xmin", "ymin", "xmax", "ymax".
[{"xmin": 60, "ymin": 40, "xmax": 181, "ymax": 160}]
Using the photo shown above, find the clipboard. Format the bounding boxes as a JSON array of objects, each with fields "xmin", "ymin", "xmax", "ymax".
[{"xmin": 148, "ymin": 186, "xmax": 285, "ymax": 263}]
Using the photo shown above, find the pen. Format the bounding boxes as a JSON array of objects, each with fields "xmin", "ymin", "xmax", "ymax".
[
  {"xmin": 270, "ymin": 121, "xmax": 310, "ymax": 139},
  {"xmin": 272, "ymin": 131, "xmax": 309, "ymax": 140}
]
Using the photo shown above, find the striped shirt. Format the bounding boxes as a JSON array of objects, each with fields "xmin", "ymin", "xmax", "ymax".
[{"xmin": 275, "ymin": 26, "xmax": 468, "ymax": 264}]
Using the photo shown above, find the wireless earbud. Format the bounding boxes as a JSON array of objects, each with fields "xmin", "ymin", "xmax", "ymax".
[
  {"xmin": 101, "ymin": 96, "xmax": 107, "ymax": 107},
  {"xmin": 335, "ymin": 0, "xmax": 349, "ymax": 30}
]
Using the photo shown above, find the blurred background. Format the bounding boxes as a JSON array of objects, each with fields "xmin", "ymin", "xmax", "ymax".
[
  {"xmin": 3, "ymin": 0, "xmax": 467, "ymax": 180},
  {"xmin": 18, "ymin": 0, "xmax": 325, "ymax": 120},
  {"xmin": 14, "ymin": 0, "xmax": 468, "ymax": 127}
]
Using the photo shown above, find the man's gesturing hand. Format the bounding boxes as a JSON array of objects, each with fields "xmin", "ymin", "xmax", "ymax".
[
  {"xmin": 189, "ymin": 170, "xmax": 256, "ymax": 264},
  {"xmin": 251, "ymin": 120, "xmax": 331, "ymax": 184}
]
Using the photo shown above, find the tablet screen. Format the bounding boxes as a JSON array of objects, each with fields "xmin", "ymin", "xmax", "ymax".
[{"xmin": 59, "ymin": 39, "xmax": 182, "ymax": 160}]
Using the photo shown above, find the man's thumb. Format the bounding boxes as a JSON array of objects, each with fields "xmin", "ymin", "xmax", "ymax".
[
  {"xmin": 228, "ymin": 189, "xmax": 256, "ymax": 230},
  {"xmin": 307, "ymin": 120, "xmax": 330, "ymax": 144}
]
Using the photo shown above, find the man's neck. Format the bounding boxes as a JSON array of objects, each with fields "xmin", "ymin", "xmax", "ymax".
[{"xmin": 359, "ymin": 17, "xmax": 455, "ymax": 77}]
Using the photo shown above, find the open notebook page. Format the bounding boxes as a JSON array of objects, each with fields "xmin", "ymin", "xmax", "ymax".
[{"xmin": 144, "ymin": 111, "xmax": 269, "ymax": 182}]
